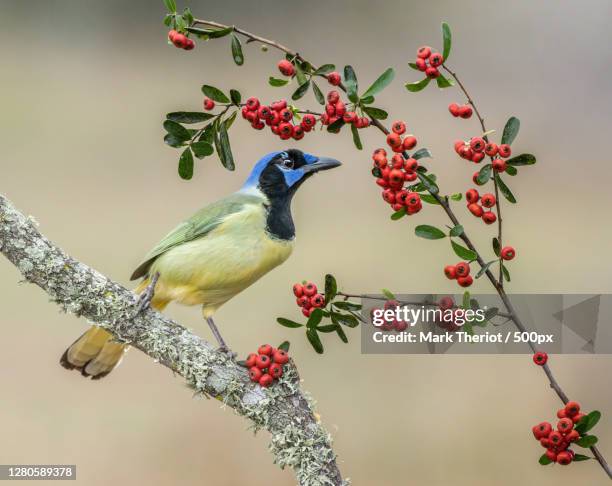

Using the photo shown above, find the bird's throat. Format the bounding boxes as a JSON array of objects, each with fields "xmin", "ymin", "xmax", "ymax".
[{"xmin": 264, "ymin": 197, "xmax": 295, "ymax": 241}]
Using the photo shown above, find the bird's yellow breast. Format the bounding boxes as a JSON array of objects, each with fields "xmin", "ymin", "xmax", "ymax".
[{"xmin": 148, "ymin": 202, "xmax": 293, "ymax": 315}]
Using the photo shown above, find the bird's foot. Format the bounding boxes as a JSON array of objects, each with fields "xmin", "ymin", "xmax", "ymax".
[
  {"xmin": 133, "ymin": 272, "xmax": 160, "ymax": 317},
  {"xmin": 216, "ymin": 345, "xmax": 238, "ymax": 361}
]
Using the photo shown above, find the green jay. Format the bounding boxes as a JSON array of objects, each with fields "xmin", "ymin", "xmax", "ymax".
[{"xmin": 60, "ymin": 149, "xmax": 341, "ymax": 379}]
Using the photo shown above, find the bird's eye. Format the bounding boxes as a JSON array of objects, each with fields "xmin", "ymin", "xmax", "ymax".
[{"xmin": 281, "ymin": 159, "xmax": 294, "ymax": 169}]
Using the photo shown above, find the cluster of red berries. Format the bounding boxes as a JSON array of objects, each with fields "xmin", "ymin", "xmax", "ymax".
[
  {"xmin": 532, "ymin": 401, "xmax": 586, "ymax": 465},
  {"xmin": 167, "ymin": 30, "xmax": 195, "ymax": 50},
  {"xmin": 245, "ymin": 344, "xmax": 290, "ymax": 388},
  {"xmin": 444, "ymin": 261, "xmax": 473, "ymax": 287},
  {"xmin": 448, "ymin": 103, "xmax": 473, "ymax": 119},
  {"xmin": 293, "ymin": 281, "xmax": 325, "ymax": 317},
  {"xmin": 277, "ymin": 60, "xmax": 342, "ymax": 88},
  {"xmin": 320, "ymin": 90, "xmax": 370, "ymax": 128},
  {"xmin": 465, "ymin": 188, "xmax": 497, "ymax": 224},
  {"xmin": 413, "ymin": 46, "xmax": 444, "ymax": 78},
  {"xmin": 236, "ymin": 97, "xmax": 316, "ymax": 140},
  {"xmin": 455, "ymin": 138, "xmax": 512, "ymax": 173}
]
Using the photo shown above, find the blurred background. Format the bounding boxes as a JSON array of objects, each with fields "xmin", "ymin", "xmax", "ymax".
[{"xmin": 1, "ymin": 0, "xmax": 611, "ymax": 484}]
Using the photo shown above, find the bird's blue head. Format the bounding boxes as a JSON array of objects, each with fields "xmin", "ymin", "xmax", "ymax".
[{"xmin": 241, "ymin": 149, "xmax": 341, "ymax": 201}]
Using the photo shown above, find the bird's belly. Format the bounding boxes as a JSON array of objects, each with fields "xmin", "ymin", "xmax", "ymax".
[{"xmin": 150, "ymin": 227, "xmax": 293, "ymax": 309}]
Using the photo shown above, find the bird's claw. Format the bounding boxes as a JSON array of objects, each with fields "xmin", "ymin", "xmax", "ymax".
[
  {"xmin": 217, "ymin": 345, "xmax": 237, "ymax": 360},
  {"xmin": 133, "ymin": 272, "xmax": 160, "ymax": 317}
]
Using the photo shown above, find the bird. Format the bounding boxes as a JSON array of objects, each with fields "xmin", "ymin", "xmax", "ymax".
[{"xmin": 60, "ymin": 149, "xmax": 341, "ymax": 379}]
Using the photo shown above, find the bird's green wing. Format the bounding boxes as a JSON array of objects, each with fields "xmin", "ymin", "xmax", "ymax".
[{"xmin": 130, "ymin": 193, "xmax": 263, "ymax": 280}]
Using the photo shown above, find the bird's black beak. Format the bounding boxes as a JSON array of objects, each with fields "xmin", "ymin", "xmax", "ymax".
[{"xmin": 302, "ymin": 157, "xmax": 342, "ymax": 174}]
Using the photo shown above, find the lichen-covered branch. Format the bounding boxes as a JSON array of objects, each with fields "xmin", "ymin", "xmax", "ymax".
[{"xmin": 0, "ymin": 194, "xmax": 346, "ymax": 486}]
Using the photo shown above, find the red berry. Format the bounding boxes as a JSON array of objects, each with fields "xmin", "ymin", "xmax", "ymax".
[
  {"xmin": 566, "ymin": 430, "xmax": 580, "ymax": 442},
  {"xmin": 484, "ymin": 143, "xmax": 498, "ymax": 157},
  {"xmin": 311, "ymin": 293, "xmax": 325, "ymax": 308},
  {"xmin": 471, "ymin": 152, "xmax": 485, "ymax": 163},
  {"xmin": 482, "ymin": 211, "xmax": 497, "ymax": 225},
  {"xmin": 558, "ymin": 418, "xmax": 574, "ymax": 433},
  {"xmin": 258, "ymin": 344, "xmax": 273, "ymax": 356},
  {"xmin": 279, "ymin": 108, "xmax": 293, "ymax": 122},
  {"xmin": 278, "ymin": 122, "xmax": 293, "ymax": 137},
  {"xmin": 404, "ymin": 158, "xmax": 418, "ymax": 172},
  {"xmin": 251, "ymin": 120, "xmax": 265, "ymax": 130},
  {"xmin": 557, "ymin": 408, "xmax": 567, "ymax": 419},
  {"xmin": 457, "ymin": 275, "xmax": 473, "ymax": 287},
  {"xmin": 405, "ymin": 192, "xmax": 420, "ymax": 208},
  {"xmin": 470, "ymin": 137, "xmax": 485, "ymax": 153},
  {"xmin": 557, "ymin": 451, "xmax": 572, "ymax": 465},
  {"xmin": 386, "ymin": 133, "xmax": 402, "ymax": 148},
  {"xmin": 425, "ymin": 66, "xmax": 440, "ymax": 78},
  {"xmin": 259, "ymin": 373, "xmax": 274, "ymax": 387},
  {"xmin": 402, "ymin": 136, "xmax": 417, "ymax": 150},
  {"xmin": 481, "ymin": 193, "xmax": 496, "ymax": 208},
  {"xmin": 468, "ymin": 203, "xmax": 484, "ymax": 217},
  {"xmin": 297, "ymin": 295, "xmax": 310, "ymax": 307},
  {"xmin": 545, "ymin": 450, "xmax": 557, "ymax": 462},
  {"xmin": 343, "ymin": 111, "xmax": 357, "ymax": 124},
  {"xmin": 466, "ymin": 188, "xmax": 480, "ymax": 204},
  {"xmin": 533, "ymin": 351, "xmax": 548, "ymax": 366},
  {"xmin": 278, "ymin": 59, "xmax": 295, "ymax": 77},
  {"xmin": 245, "ymin": 353, "xmax": 258, "ymax": 367},
  {"xmin": 391, "ymin": 154, "xmax": 404, "ymax": 169},
  {"xmin": 172, "ymin": 33, "xmax": 187, "ymax": 49},
  {"xmin": 183, "ymin": 38, "xmax": 195, "ymax": 51},
  {"xmin": 448, "ymin": 103, "xmax": 460, "ymax": 117},
  {"xmin": 302, "ymin": 307, "xmax": 313, "ymax": 317},
  {"xmin": 271, "ymin": 99, "xmax": 287, "ymax": 111},
  {"xmin": 417, "ymin": 46, "xmax": 431, "ymax": 59},
  {"xmin": 168, "ymin": 30, "xmax": 178, "ymax": 41},
  {"xmin": 394, "ymin": 320, "xmax": 408, "ymax": 332},
  {"xmin": 458, "ymin": 105, "xmax": 473, "ymax": 119},
  {"xmin": 500, "ymin": 246, "xmax": 515, "ymax": 261},
  {"xmin": 268, "ymin": 362, "xmax": 283, "ymax": 379},
  {"xmin": 258, "ymin": 105, "xmax": 272, "ymax": 120},
  {"xmin": 303, "ymin": 282, "xmax": 317, "ymax": 296},
  {"xmin": 301, "ymin": 114, "xmax": 316, "ymax": 130},
  {"xmin": 334, "ymin": 101, "xmax": 346, "ymax": 117},
  {"xmin": 532, "ymin": 422, "xmax": 552, "ymax": 440},
  {"xmin": 249, "ymin": 366, "xmax": 263, "ymax": 382},
  {"xmin": 327, "ymin": 90, "xmax": 340, "ymax": 104},
  {"xmin": 565, "ymin": 401, "xmax": 581, "ymax": 417},
  {"xmin": 392, "ymin": 120, "xmax": 406, "ymax": 135},
  {"xmin": 454, "ymin": 140, "xmax": 466, "ymax": 153},
  {"xmin": 203, "ymin": 98, "xmax": 215, "ymax": 110},
  {"xmin": 293, "ymin": 283, "xmax": 304, "ymax": 297},
  {"xmin": 255, "ymin": 354, "xmax": 271, "ymax": 369},
  {"xmin": 492, "ymin": 159, "xmax": 507, "ymax": 172},
  {"xmin": 439, "ymin": 296, "xmax": 454, "ymax": 310},
  {"xmin": 473, "ymin": 171, "xmax": 484, "ymax": 185},
  {"xmin": 273, "ymin": 349, "xmax": 289, "ymax": 364},
  {"xmin": 358, "ymin": 117, "xmax": 370, "ymax": 128},
  {"xmin": 455, "ymin": 262, "xmax": 470, "ymax": 277},
  {"xmin": 458, "ymin": 146, "xmax": 473, "ymax": 160},
  {"xmin": 327, "ymin": 71, "xmax": 341, "ymax": 86},
  {"xmin": 572, "ymin": 413, "xmax": 586, "ymax": 424},
  {"xmin": 498, "ymin": 144, "xmax": 512, "ymax": 158},
  {"xmin": 404, "ymin": 171, "xmax": 417, "ymax": 182},
  {"xmin": 444, "ymin": 265, "xmax": 457, "ymax": 280},
  {"xmin": 292, "ymin": 125, "xmax": 305, "ymax": 140},
  {"xmin": 415, "ymin": 58, "xmax": 427, "ymax": 71},
  {"xmin": 429, "ymin": 52, "xmax": 444, "ymax": 67},
  {"xmin": 389, "ymin": 169, "xmax": 404, "ymax": 186}
]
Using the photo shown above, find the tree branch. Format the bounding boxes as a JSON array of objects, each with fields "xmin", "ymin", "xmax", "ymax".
[{"xmin": 0, "ymin": 194, "xmax": 346, "ymax": 486}]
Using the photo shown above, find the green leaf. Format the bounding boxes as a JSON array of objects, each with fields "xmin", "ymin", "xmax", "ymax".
[
  {"xmin": 230, "ymin": 34, "xmax": 244, "ymax": 65},
  {"xmin": 451, "ymin": 240, "xmax": 477, "ymax": 261},
  {"xmin": 360, "ymin": 95, "xmax": 374, "ymax": 105},
  {"xmin": 507, "ymin": 153, "xmax": 536, "ymax": 166},
  {"xmin": 415, "ymin": 224, "xmax": 446, "ymax": 240},
  {"xmin": 206, "ymin": 26, "xmax": 234, "ymax": 39},
  {"xmin": 539, "ymin": 454, "xmax": 553, "ymax": 465},
  {"xmin": 405, "ymin": 77, "xmax": 431, "ymax": 92},
  {"xmin": 230, "ymin": 89, "xmax": 242, "ymax": 105},
  {"xmin": 327, "ymin": 117, "xmax": 345, "ymax": 133},
  {"xmin": 163, "ymin": 0, "xmax": 177, "ymax": 13},
  {"xmin": 201, "ymin": 85, "xmax": 230, "ymax": 103},
  {"xmin": 191, "ymin": 141, "xmax": 214, "ymax": 159},
  {"xmin": 412, "ymin": 148, "xmax": 432, "ymax": 160},
  {"xmin": 449, "ymin": 225, "xmax": 464, "ymax": 237},
  {"xmin": 312, "ymin": 81, "xmax": 325, "ymax": 105},
  {"xmin": 417, "ymin": 172, "xmax": 439, "ymax": 194},
  {"xmin": 174, "ymin": 15, "xmax": 186, "ymax": 32},
  {"xmin": 163, "ymin": 14, "xmax": 173, "ymax": 27},
  {"xmin": 505, "ymin": 165, "xmax": 518, "ymax": 176},
  {"xmin": 278, "ymin": 341, "xmax": 290, "ymax": 352},
  {"xmin": 277, "ymin": 318, "xmax": 303, "ymax": 328},
  {"xmin": 314, "ymin": 64, "xmax": 336, "ymax": 76},
  {"xmin": 492, "ymin": 238, "xmax": 501, "ymax": 257},
  {"xmin": 307, "ymin": 308, "xmax": 324, "ymax": 328},
  {"xmin": 351, "ymin": 124, "xmax": 363, "ymax": 150},
  {"xmin": 178, "ymin": 148, "xmax": 194, "ymax": 180},
  {"xmin": 324, "ymin": 274, "xmax": 337, "ymax": 303},
  {"xmin": 343, "ymin": 65, "xmax": 358, "ymax": 102},
  {"xmin": 198, "ymin": 124, "xmax": 215, "ymax": 143},
  {"xmin": 462, "ymin": 291, "xmax": 471, "ymax": 309},
  {"xmin": 382, "ymin": 289, "xmax": 396, "ymax": 300},
  {"xmin": 408, "ymin": 62, "xmax": 420, "ymax": 71},
  {"xmin": 494, "ymin": 173, "xmax": 517, "ymax": 203},
  {"xmin": 450, "ymin": 193, "xmax": 463, "ymax": 201},
  {"xmin": 164, "ymin": 133, "xmax": 186, "ymax": 148},
  {"xmin": 182, "ymin": 7, "xmax": 194, "ymax": 25},
  {"xmin": 391, "ymin": 207, "xmax": 407, "ymax": 220},
  {"xmin": 501, "ymin": 263, "xmax": 511, "ymax": 282},
  {"xmin": 269, "ymin": 76, "xmax": 289, "ymax": 87},
  {"xmin": 501, "ymin": 117, "xmax": 520, "ymax": 145},
  {"xmin": 573, "ymin": 454, "xmax": 591, "ymax": 462},
  {"xmin": 475, "ymin": 260, "xmax": 496, "ymax": 279},
  {"xmin": 317, "ymin": 324, "xmax": 338, "ymax": 333},
  {"xmin": 576, "ymin": 411, "xmax": 601, "ymax": 433},
  {"xmin": 362, "ymin": 68, "xmax": 395, "ymax": 98},
  {"xmin": 335, "ymin": 325, "xmax": 349, "ymax": 343},
  {"xmin": 163, "ymin": 120, "xmax": 192, "ymax": 141},
  {"xmin": 477, "ymin": 164, "xmax": 492, "ymax": 185},
  {"xmin": 166, "ymin": 112, "xmax": 215, "ymax": 124},
  {"xmin": 419, "ymin": 194, "xmax": 440, "ymax": 205},
  {"xmin": 576, "ymin": 435, "xmax": 598, "ymax": 448},
  {"xmin": 333, "ymin": 301, "xmax": 362, "ymax": 311},
  {"xmin": 363, "ymin": 106, "xmax": 388, "ymax": 120},
  {"xmin": 331, "ymin": 312, "xmax": 359, "ymax": 328},
  {"xmin": 306, "ymin": 328, "xmax": 324, "ymax": 354},
  {"xmin": 442, "ymin": 22, "xmax": 452, "ymax": 60},
  {"xmin": 436, "ymin": 74, "xmax": 454, "ymax": 88},
  {"xmin": 292, "ymin": 80, "xmax": 311, "ymax": 100},
  {"xmin": 215, "ymin": 122, "xmax": 235, "ymax": 171}
]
